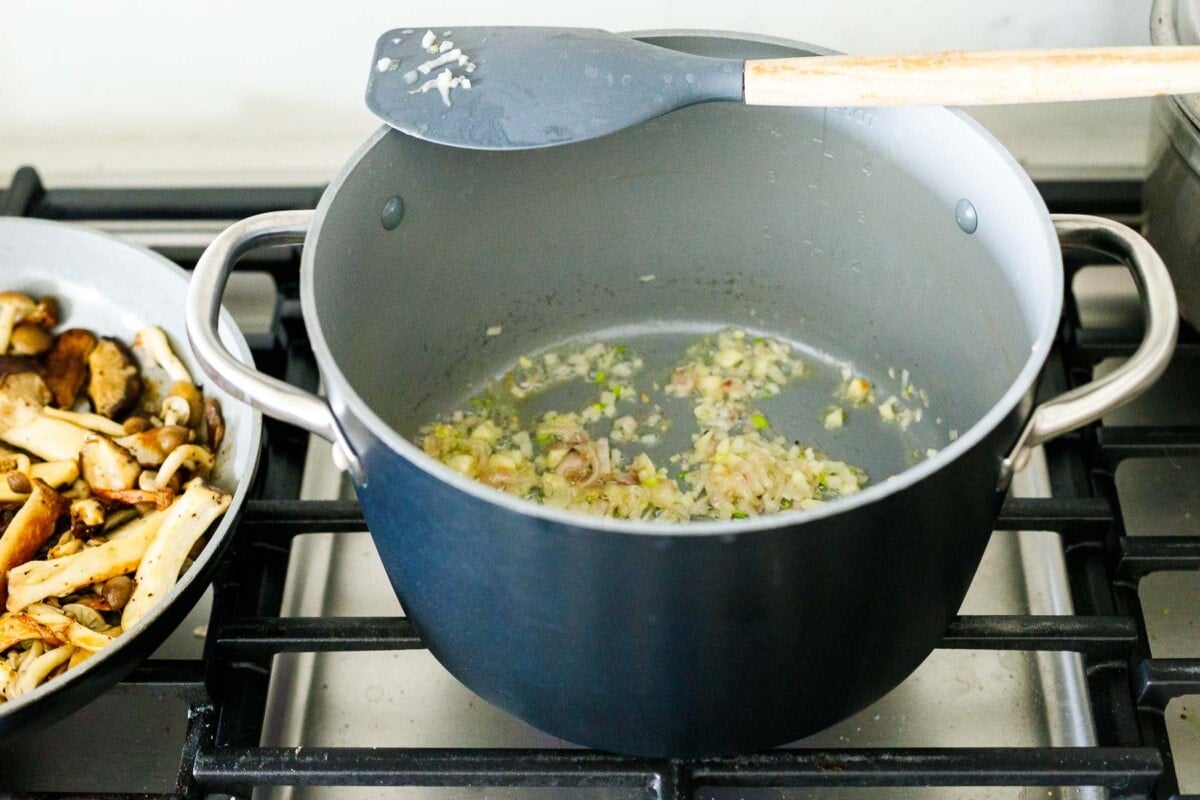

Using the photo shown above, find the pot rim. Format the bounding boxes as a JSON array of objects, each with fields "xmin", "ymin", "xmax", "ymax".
[
  {"xmin": 300, "ymin": 29, "xmax": 1063, "ymax": 536},
  {"xmin": 1152, "ymin": 0, "xmax": 1200, "ymax": 130}
]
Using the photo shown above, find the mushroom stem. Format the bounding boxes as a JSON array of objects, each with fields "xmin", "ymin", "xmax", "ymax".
[
  {"xmin": 122, "ymin": 481, "xmax": 230, "ymax": 629},
  {"xmin": 134, "ymin": 327, "xmax": 192, "ymax": 385},
  {"xmin": 42, "ymin": 407, "xmax": 128, "ymax": 438},
  {"xmin": 153, "ymin": 444, "xmax": 215, "ymax": 489}
]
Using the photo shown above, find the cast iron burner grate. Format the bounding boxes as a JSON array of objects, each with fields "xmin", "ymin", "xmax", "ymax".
[{"xmin": 1, "ymin": 167, "xmax": 1197, "ymax": 799}]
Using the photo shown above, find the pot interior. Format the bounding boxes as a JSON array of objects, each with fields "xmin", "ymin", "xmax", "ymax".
[{"xmin": 308, "ymin": 33, "xmax": 1060, "ymax": 487}]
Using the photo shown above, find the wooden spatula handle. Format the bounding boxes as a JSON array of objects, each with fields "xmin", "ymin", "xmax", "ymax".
[{"xmin": 744, "ymin": 46, "xmax": 1200, "ymax": 106}]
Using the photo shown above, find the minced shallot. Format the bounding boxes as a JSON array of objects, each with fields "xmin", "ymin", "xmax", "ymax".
[{"xmin": 419, "ymin": 329, "xmax": 869, "ymax": 521}]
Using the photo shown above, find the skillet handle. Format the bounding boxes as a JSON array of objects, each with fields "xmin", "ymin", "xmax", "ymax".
[
  {"xmin": 186, "ymin": 210, "xmax": 360, "ymax": 474},
  {"xmin": 1000, "ymin": 214, "xmax": 1178, "ymax": 485}
]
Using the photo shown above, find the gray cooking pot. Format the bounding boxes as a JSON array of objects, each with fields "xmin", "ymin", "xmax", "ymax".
[
  {"xmin": 1147, "ymin": 0, "xmax": 1200, "ymax": 329},
  {"xmin": 185, "ymin": 31, "xmax": 1177, "ymax": 758}
]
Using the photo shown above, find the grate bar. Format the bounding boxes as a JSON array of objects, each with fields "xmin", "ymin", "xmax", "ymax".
[
  {"xmin": 994, "ymin": 496, "xmax": 1114, "ymax": 532},
  {"xmin": 25, "ymin": 186, "xmax": 323, "ymax": 221},
  {"xmin": 190, "ymin": 746, "xmax": 1162, "ymax": 791},
  {"xmin": 215, "ymin": 616, "xmax": 422, "ymax": 654},
  {"xmin": 1096, "ymin": 426, "xmax": 1200, "ymax": 464},
  {"xmin": 1135, "ymin": 658, "xmax": 1200, "ymax": 710},
  {"xmin": 238, "ymin": 497, "xmax": 1115, "ymax": 543},
  {"xmin": 242, "ymin": 498, "xmax": 364, "ymax": 537},
  {"xmin": 107, "ymin": 659, "xmax": 208, "ymax": 705},
  {"xmin": 1116, "ymin": 536, "xmax": 1200, "ymax": 582},
  {"xmin": 212, "ymin": 615, "xmax": 1136, "ymax": 657},
  {"xmin": 942, "ymin": 615, "xmax": 1136, "ymax": 658},
  {"xmin": 693, "ymin": 746, "xmax": 1162, "ymax": 789}
]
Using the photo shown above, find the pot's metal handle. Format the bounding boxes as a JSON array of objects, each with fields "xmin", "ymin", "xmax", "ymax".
[
  {"xmin": 1000, "ymin": 214, "xmax": 1178, "ymax": 485},
  {"xmin": 186, "ymin": 210, "xmax": 361, "ymax": 474}
]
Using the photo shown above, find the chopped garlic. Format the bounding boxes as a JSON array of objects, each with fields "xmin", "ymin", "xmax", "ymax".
[
  {"xmin": 375, "ymin": 57, "xmax": 399, "ymax": 73},
  {"xmin": 416, "ymin": 329, "xmax": 950, "ymax": 522},
  {"xmin": 417, "ymin": 48, "xmax": 465, "ymax": 76},
  {"xmin": 486, "ymin": 325, "xmax": 503, "ymax": 337},
  {"xmin": 410, "ymin": 68, "xmax": 471, "ymax": 107},
  {"xmin": 845, "ymin": 377, "xmax": 872, "ymax": 405},
  {"xmin": 439, "ymin": 39, "xmax": 454, "ymax": 53},
  {"xmin": 421, "ymin": 30, "xmax": 437, "ymax": 51},
  {"xmin": 435, "ymin": 69, "xmax": 454, "ymax": 105}
]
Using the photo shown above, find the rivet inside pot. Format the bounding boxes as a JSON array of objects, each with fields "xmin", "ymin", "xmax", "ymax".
[
  {"xmin": 956, "ymin": 198, "xmax": 979, "ymax": 234},
  {"xmin": 381, "ymin": 196, "xmax": 405, "ymax": 230}
]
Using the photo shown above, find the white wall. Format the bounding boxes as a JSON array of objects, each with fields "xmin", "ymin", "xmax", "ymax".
[{"xmin": 0, "ymin": 1, "xmax": 1154, "ymax": 186}]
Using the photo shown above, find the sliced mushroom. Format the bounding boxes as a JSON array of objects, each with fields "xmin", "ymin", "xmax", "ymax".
[
  {"xmin": 11, "ymin": 644, "xmax": 74, "ymax": 697},
  {"xmin": 45, "ymin": 533, "xmax": 82, "ymax": 559},
  {"xmin": 0, "ymin": 293, "xmax": 37, "ymax": 355},
  {"xmin": 0, "ymin": 389, "xmax": 90, "ymax": 463},
  {"xmin": 102, "ymin": 507, "xmax": 139, "ymax": 532},
  {"xmin": 87, "ymin": 337, "xmax": 142, "ymax": 419},
  {"xmin": 79, "ymin": 436, "xmax": 141, "ymax": 492},
  {"xmin": 122, "ymin": 481, "xmax": 230, "ymax": 629},
  {"xmin": 115, "ymin": 425, "xmax": 190, "ymax": 467},
  {"xmin": 0, "ymin": 479, "xmax": 69, "ymax": 607},
  {"xmin": 24, "ymin": 604, "xmax": 113, "ymax": 651},
  {"xmin": 203, "ymin": 397, "xmax": 225, "ymax": 451},
  {"xmin": 60, "ymin": 479, "xmax": 92, "ymax": 501},
  {"xmin": 0, "ymin": 356, "xmax": 42, "ymax": 381},
  {"xmin": 28, "ymin": 460, "xmax": 79, "ymax": 488},
  {"xmin": 67, "ymin": 647, "xmax": 94, "ymax": 671},
  {"xmin": 44, "ymin": 328, "xmax": 97, "ymax": 409},
  {"xmin": 1, "ymin": 372, "xmax": 51, "ymax": 407},
  {"xmin": 133, "ymin": 327, "xmax": 192, "ymax": 385},
  {"xmin": 92, "ymin": 486, "xmax": 175, "ymax": 510},
  {"xmin": 8, "ymin": 324, "xmax": 53, "ymax": 357},
  {"xmin": 42, "ymin": 406, "xmax": 127, "ymax": 438},
  {"xmin": 0, "ymin": 612, "xmax": 57, "ymax": 653},
  {"xmin": 122, "ymin": 416, "xmax": 151, "ymax": 435},
  {"xmin": 6, "ymin": 506, "xmax": 168, "ymax": 612},
  {"xmin": 69, "ymin": 498, "xmax": 105, "ymax": 540},
  {"xmin": 27, "ymin": 297, "xmax": 58, "ymax": 329}
]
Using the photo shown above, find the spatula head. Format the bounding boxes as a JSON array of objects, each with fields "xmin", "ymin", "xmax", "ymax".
[{"xmin": 366, "ymin": 27, "xmax": 744, "ymax": 150}]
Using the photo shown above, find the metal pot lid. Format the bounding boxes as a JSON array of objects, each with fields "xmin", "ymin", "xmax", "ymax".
[{"xmin": 1153, "ymin": 0, "xmax": 1200, "ymax": 128}]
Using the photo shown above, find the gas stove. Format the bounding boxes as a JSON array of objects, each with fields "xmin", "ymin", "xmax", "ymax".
[{"xmin": 0, "ymin": 169, "xmax": 1197, "ymax": 799}]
